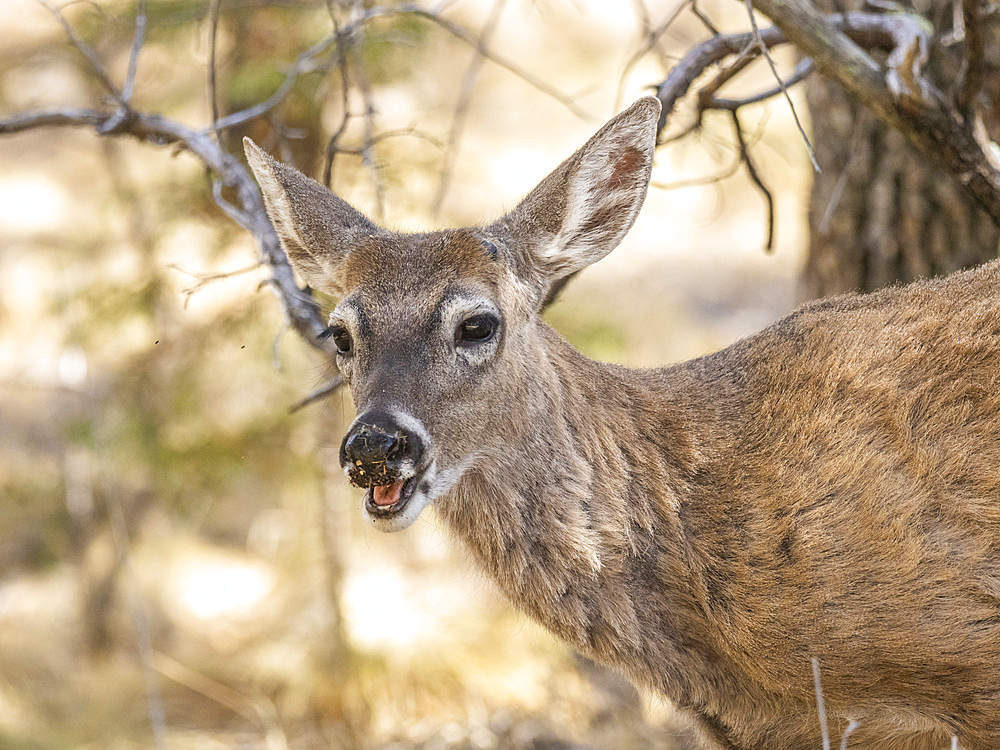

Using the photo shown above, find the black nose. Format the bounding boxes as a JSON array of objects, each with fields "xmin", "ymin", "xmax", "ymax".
[{"xmin": 340, "ymin": 411, "xmax": 424, "ymax": 488}]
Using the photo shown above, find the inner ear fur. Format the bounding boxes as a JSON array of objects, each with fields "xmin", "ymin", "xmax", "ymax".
[{"xmin": 243, "ymin": 137, "xmax": 374, "ymax": 295}]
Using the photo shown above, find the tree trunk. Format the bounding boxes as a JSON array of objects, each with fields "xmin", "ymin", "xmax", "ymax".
[{"xmin": 803, "ymin": 1, "xmax": 1000, "ymax": 296}]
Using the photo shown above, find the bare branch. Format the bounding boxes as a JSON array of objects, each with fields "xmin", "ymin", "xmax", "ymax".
[
  {"xmin": 654, "ymin": 11, "xmax": 938, "ymax": 135},
  {"xmin": 651, "ymin": 152, "xmax": 743, "ymax": 191},
  {"xmin": 152, "ymin": 652, "xmax": 288, "ymax": 748},
  {"xmin": 322, "ymin": 18, "xmax": 352, "ymax": 189},
  {"xmin": 839, "ymin": 720, "xmax": 861, "ymax": 750},
  {"xmin": 617, "ymin": 0, "xmax": 690, "ymax": 111},
  {"xmin": 39, "ymin": 0, "xmax": 121, "ymax": 101},
  {"xmin": 121, "ymin": 0, "xmax": 147, "ymax": 103},
  {"xmin": 0, "ymin": 108, "xmax": 106, "ymax": 133},
  {"xmin": 106, "ymin": 491, "xmax": 168, "ymax": 750},
  {"xmin": 431, "ymin": 0, "xmax": 508, "ymax": 214},
  {"xmin": 350, "ymin": 24, "xmax": 386, "ymax": 220},
  {"xmin": 812, "ymin": 657, "xmax": 831, "ymax": 750},
  {"xmin": 818, "ymin": 111, "xmax": 868, "ymax": 234},
  {"xmin": 654, "ymin": 25, "xmax": 785, "ymax": 137},
  {"xmin": 168, "ymin": 261, "xmax": 264, "ymax": 306},
  {"xmin": 748, "ymin": 0, "xmax": 1000, "ymax": 224},
  {"xmin": 210, "ymin": 33, "xmax": 339, "ymax": 134},
  {"xmin": 208, "ymin": 0, "xmax": 223, "ymax": 147},
  {"xmin": 289, "ymin": 375, "xmax": 346, "ymax": 413},
  {"xmin": 710, "ymin": 58, "xmax": 814, "ymax": 110},
  {"xmin": 0, "ymin": 104, "xmax": 335, "ymax": 354},
  {"xmin": 742, "ymin": 0, "xmax": 819, "ymax": 171},
  {"xmin": 690, "ymin": 0, "xmax": 721, "ymax": 35},
  {"xmin": 731, "ymin": 109, "xmax": 775, "ymax": 252},
  {"xmin": 363, "ymin": 4, "xmax": 592, "ymax": 121}
]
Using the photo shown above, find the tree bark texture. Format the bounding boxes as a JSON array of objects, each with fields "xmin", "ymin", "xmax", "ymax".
[{"xmin": 803, "ymin": 0, "xmax": 1000, "ymax": 296}]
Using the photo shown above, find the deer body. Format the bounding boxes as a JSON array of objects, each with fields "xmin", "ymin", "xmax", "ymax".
[{"xmin": 245, "ymin": 99, "xmax": 1000, "ymax": 749}]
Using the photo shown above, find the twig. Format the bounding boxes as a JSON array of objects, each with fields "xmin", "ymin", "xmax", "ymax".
[
  {"xmin": 691, "ymin": 0, "xmax": 721, "ymax": 35},
  {"xmin": 1, "ymin": 105, "xmax": 336, "ymax": 353},
  {"xmin": 121, "ymin": 0, "xmax": 147, "ymax": 103},
  {"xmin": 617, "ymin": 0, "xmax": 691, "ymax": 111},
  {"xmin": 169, "ymin": 261, "xmax": 264, "ymax": 305},
  {"xmin": 743, "ymin": 0, "xmax": 819, "ymax": 171},
  {"xmin": 818, "ymin": 110, "xmax": 867, "ymax": 234},
  {"xmin": 654, "ymin": 24, "xmax": 786, "ymax": 136},
  {"xmin": 323, "ymin": 18, "xmax": 353, "ymax": 189},
  {"xmin": 289, "ymin": 375, "xmax": 346, "ymax": 413},
  {"xmin": 748, "ymin": 0, "xmax": 1000, "ymax": 223},
  {"xmin": 152, "ymin": 652, "xmax": 288, "ymax": 750},
  {"xmin": 651, "ymin": 124, "xmax": 768, "ymax": 191},
  {"xmin": 651, "ymin": 7, "xmax": 1000, "ymax": 223},
  {"xmin": 208, "ymin": 0, "xmax": 223, "ymax": 148},
  {"xmin": 107, "ymin": 492, "xmax": 168, "ymax": 750},
  {"xmin": 651, "ymin": 154, "xmax": 743, "ymax": 191},
  {"xmin": 210, "ymin": 33, "xmax": 339, "ymax": 134},
  {"xmin": 710, "ymin": 58, "xmax": 814, "ymax": 110},
  {"xmin": 362, "ymin": 4, "xmax": 592, "ymax": 121},
  {"xmin": 731, "ymin": 109, "xmax": 775, "ymax": 251},
  {"xmin": 431, "ymin": 0, "xmax": 507, "ymax": 214},
  {"xmin": 38, "ymin": 0, "xmax": 121, "ymax": 101},
  {"xmin": 350, "ymin": 23, "xmax": 386, "ymax": 220}
]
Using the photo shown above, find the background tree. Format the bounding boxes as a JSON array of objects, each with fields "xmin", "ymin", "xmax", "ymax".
[{"xmin": 804, "ymin": 0, "xmax": 1000, "ymax": 294}]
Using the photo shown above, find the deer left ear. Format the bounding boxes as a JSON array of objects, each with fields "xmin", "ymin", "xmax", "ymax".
[
  {"xmin": 491, "ymin": 97, "xmax": 659, "ymax": 304},
  {"xmin": 244, "ymin": 137, "xmax": 375, "ymax": 296}
]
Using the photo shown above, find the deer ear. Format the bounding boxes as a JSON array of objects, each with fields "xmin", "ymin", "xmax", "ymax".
[
  {"xmin": 243, "ymin": 137, "xmax": 374, "ymax": 295},
  {"xmin": 493, "ymin": 97, "xmax": 659, "ymax": 303}
]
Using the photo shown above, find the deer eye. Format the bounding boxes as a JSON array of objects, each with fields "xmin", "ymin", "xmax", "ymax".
[
  {"xmin": 455, "ymin": 314, "xmax": 498, "ymax": 347},
  {"xmin": 320, "ymin": 324, "xmax": 353, "ymax": 355}
]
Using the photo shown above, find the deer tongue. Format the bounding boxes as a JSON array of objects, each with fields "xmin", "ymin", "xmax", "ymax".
[{"xmin": 373, "ymin": 481, "xmax": 404, "ymax": 507}]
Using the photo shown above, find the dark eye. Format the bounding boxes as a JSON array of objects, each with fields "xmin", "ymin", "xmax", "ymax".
[
  {"xmin": 320, "ymin": 325, "xmax": 353, "ymax": 355},
  {"xmin": 456, "ymin": 314, "xmax": 498, "ymax": 347}
]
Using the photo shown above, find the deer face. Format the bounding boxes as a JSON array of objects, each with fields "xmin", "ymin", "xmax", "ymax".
[
  {"xmin": 244, "ymin": 96, "xmax": 659, "ymax": 531},
  {"xmin": 320, "ymin": 229, "xmax": 530, "ymax": 531}
]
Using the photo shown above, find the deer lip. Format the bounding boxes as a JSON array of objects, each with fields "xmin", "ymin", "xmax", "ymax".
[{"xmin": 364, "ymin": 475, "xmax": 419, "ymax": 516}]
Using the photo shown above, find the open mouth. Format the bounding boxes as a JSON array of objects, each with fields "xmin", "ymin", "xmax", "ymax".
[{"xmin": 363, "ymin": 472, "xmax": 423, "ymax": 517}]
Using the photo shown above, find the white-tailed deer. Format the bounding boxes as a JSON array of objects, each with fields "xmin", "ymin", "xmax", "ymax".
[{"xmin": 244, "ymin": 98, "xmax": 1000, "ymax": 750}]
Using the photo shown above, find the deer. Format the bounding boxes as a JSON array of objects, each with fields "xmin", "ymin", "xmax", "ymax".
[{"xmin": 243, "ymin": 97, "xmax": 1000, "ymax": 750}]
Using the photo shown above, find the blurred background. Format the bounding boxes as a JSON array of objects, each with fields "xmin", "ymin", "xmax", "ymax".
[{"xmin": 3, "ymin": 0, "xmax": 989, "ymax": 748}]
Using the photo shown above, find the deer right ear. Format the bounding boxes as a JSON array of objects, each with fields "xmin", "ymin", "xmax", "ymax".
[
  {"xmin": 491, "ymin": 97, "xmax": 659, "ymax": 306},
  {"xmin": 243, "ymin": 137, "xmax": 374, "ymax": 295}
]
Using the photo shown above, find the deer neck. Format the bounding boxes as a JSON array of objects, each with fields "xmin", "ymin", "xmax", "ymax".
[{"xmin": 438, "ymin": 322, "xmax": 719, "ymax": 690}]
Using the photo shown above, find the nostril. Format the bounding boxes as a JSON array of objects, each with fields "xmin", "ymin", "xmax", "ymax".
[{"xmin": 386, "ymin": 434, "xmax": 408, "ymax": 462}]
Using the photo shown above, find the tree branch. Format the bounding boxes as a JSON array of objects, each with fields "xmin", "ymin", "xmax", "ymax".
[
  {"xmin": 652, "ymin": 6, "xmax": 1000, "ymax": 224},
  {"xmin": 748, "ymin": 0, "xmax": 1000, "ymax": 224},
  {"xmin": 0, "ymin": 105, "xmax": 336, "ymax": 354},
  {"xmin": 742, "ymin": 0, "xmax": 819, "ymax": 170},
  {"xmin": 121, "ymin": 0, "xmax": 147, "ymax": 103}
]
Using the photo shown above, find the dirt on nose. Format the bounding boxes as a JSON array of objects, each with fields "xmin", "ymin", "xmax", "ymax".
[{"xmin": 347, "ymin": 458, "xmax": 400, "ymax": 489}]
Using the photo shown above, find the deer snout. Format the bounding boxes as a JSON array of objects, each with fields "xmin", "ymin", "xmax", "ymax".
[{"xmin": 340, "ymin": 411, "xmax": 425, "ymax": 489}]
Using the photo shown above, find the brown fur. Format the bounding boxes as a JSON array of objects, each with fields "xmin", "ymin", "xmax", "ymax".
[{"xmin": 245, "ymin": 99, "xmax": 1000, "ymax": 749}]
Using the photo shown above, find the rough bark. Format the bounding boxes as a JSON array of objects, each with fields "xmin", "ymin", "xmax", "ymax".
[{"xmin": 802, "ymin": 0, "xmax": 1000, "ymax": 295}]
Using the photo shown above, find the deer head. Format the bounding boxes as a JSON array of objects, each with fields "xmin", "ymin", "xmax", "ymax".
[{"xmin": 244, "ymin": 97, "xmax": 659, "ymax": 532}]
